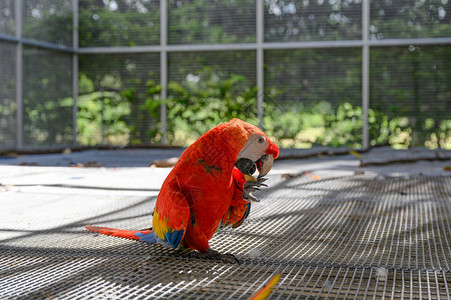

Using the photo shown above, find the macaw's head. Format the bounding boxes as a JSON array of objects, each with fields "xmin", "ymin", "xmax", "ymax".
[{"xmin": 224, "ymin": 119, "xmax": 279, "ymax": 178}]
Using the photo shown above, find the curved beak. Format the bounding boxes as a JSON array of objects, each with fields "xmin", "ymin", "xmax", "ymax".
[
  {"xmin": 256, "ymin": 154, "xmax": 274, "ymax": 178},
  {"xmin": 235, "ymin": 154, "xmax": 274, "ymax": 178}
]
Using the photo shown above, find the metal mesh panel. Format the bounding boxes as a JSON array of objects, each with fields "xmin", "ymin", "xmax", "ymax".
[
  {"xmin": 370, "ymin": 0, "xmax": 451, "ymax": 40},
  {"xmin": 166, "ymin": 51, "xmax": 257, "ymax": 144},
  {"xmin": 0, "ymin": 0, "xmax": 15, "ymax": 36},
  {"xmin": 264, "ymin": 48, "xmax": 362, "ymax": 148},
  {"xmin": 168, "ymin": 51, "xmax": 256, "ymax": 86},
  {"xmin": 78, "ymin": 0, "xmax": 160, "ymax": 47},
  {"xmin": 370, "ymin": 45, "xmax": 451, "ymax": 149},
  {"xmin": 22, "ymin": 0, "xmax": 73, "ymax": 46},
  {"xmin": 0, "ymin": 42, "xmax": 16, "ymax": 149},
  {"xmin": 167, "ymin": 0, "xmax": 256, "ymax": 45},
  {"xmin": 0, "ymin": 174, "xmax": 450, "ymax": 299},
  {"xmin": 264, "ymin": 0, "xmax": 362, "ymax": 42},
  {"xmin": 78, "ymin": 53, "xmax": 161, "ymax": 145},
  {"xmin": 22, "ymin": 46, "xmax": 73, "ymax": 148}
]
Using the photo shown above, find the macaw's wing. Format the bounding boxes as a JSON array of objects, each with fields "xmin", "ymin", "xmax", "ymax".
[
  {"xmin": 153, "ymin": 176, "xmax": 190, "ymax": 249},
  {"xmin": 232, "ymin": 202, "xmax": 251, "ymax": 228},
  {"xmin": 221, "ymin": 202, "xmax": 251, "ymax": 229},
  {"xmin": 219, "ymin": 168, "xmax": 252, "ymax": 229}
]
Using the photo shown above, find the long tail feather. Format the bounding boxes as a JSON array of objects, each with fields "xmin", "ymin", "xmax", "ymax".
[
  {"xmin": 85, "ymin": 225, "xmax": 153, "ymax": 241},
  {"xmin": 250, "ymin": 274, "xmax": 280, "ymax": 300}
]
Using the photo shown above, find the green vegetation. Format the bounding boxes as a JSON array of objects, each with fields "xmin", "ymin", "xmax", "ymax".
[
  {"xmin": 22, "ymin": 0, "xmax": 73, "ymax": 46},
  {"xmin": 62, "ymin": 0, "xmax": 451, "ymax": 150},
  {"xmin": 1, "ymin": 0, "xmax": 450, "ymax": 150},
  {"xmin": 78, "ymin": 0, "xmax": 160, "ymax": 47},
  {"xmin": 168, "ymin": 0, "xmax": 256, "ymax": 44},
  {"xmin": 22, "ymin": 48, "xmax": 74, "ymax": 147},
  {"xmin": 81, "ymin": 70, "xmax": 450, "ymax": 149},
  {"xmin": 144, "ymin": 71, "xmax": 259, "ymax": 145}
]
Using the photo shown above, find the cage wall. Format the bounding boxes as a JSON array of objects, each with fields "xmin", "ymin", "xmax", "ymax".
[
  {"xmin": 0, "ymin": 0, "xmax": 450, "ymax": 151},
  {"xmin": 0, "ymin": 0, "xmax": 75, "ymax": 150}
]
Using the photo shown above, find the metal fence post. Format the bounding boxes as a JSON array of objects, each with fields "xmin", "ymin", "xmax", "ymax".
[
  {"xmin": 73, "ymin": 0, "xmax": 79, "ymax": 146},
  {"xmin": 256, "ymin": 0, "xmax": 264, "ymax": 130},
  {"xmin": 160, "ymin": 0, "xmax": 168, "ymax": 144},
  {"xmin": 362, "ymin": 0, "xmax": 370, "ymax": 150},
  {"xmin": 15, "ymin": 0, "xmax": 23, "ymax": 149}
]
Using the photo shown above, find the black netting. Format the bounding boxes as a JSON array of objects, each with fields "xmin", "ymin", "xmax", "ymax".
[
  {"xmin": 0, "ymin": 42, "xmax": 17, "ymax": 149},
  {"xmin": 264, "ymin": 0, "xmax": 362, "ymax": 42},
  {"xmin": 23, "ymin": 0, "xmax": 73, "ymax": 46},
  {"xmin": 166, "ymin": 50, "xmax": 257, "ymax": 145},
  {"xmin": 1, "ymin": 0, "xmax": 450, "ymax": 151},
  {"xmin": 0, "ymin": 0, "xmax": 15, "ymax": 36},
  {"xmin": 78, "ymin": 0, "xmax": 160, "ymax": 47},
  {"xmin": 370, "ymin": 45, "xmax": 451, "ymax": 148},
  {"xmin": 22, "ymin": 46, "xmax": 73, "ymax": 147},
  {"xmin": 79, "ymin": 52, "xmax": 161, "ymax": 145},
  {"xmin": 264, "ymin": 47, "xmax": 362, "ymax": 148},
  {"xmin": 370, "ymin": 0, "xmax": 451, "ymax": 40},
  {"xmin": 168, "ymin": 0, "xmax": 256, "ymax": 45}
]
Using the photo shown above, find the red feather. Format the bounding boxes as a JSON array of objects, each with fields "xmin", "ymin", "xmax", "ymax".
[{"xmin": 85, "ymin": 225, "xmax": 150, "ymax": 240}]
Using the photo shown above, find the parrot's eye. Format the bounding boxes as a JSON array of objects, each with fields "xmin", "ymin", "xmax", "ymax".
[{"xmin": 258, "ymin": 137, "xmax": 265, "ymax": 144}]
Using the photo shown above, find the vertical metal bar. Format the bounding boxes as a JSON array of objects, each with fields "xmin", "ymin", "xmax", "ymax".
[
  {"xmin": 160, "ymin": 0, "xmax": 167, "ymax": 144},
  {"xmin": 256, "ymin": 0, "xmax": 264, "ymax": 129},
  {"xmin": 362, "ymin": 0, "xmax": 370, "ymax": 149},
  {"xmin": 73, "ymin": 0, "xmax": 79, "ymax": 145},
  {"xmin": 15, "ymin": 0, "xmax": 23, "ymax": 149}
]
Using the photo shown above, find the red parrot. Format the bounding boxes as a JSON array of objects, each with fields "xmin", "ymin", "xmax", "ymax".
[{"xmin": 85, "ymin": 118, "xmax": 279, "ymax": 262}]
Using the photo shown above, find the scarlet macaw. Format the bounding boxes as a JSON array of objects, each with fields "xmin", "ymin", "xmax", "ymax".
[{"xmin": 85, "ymin": 118, "xmax": 279, "ymax": 262}]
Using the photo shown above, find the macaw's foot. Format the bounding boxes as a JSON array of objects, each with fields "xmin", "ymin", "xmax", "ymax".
[
  {"xmin": 243, "ymin": 177, "xmax": 268, "ymax": 202},
  {"xmin": 189, "ymin": 248, "xmax": 240, "ymax": 264}
]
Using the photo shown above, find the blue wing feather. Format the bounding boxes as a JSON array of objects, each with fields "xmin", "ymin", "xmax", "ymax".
[
  {"xmin": 134, "ymin": 231, "xmax": 159, "ymax": 243},
  {"xmin": 164, "ymin": 229, "xmax": 184, "ymax": 248}
]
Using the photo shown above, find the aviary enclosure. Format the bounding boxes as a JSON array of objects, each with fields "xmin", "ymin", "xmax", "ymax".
[{"xmin": 0, "ymin": 0, "xmax": 450, "ymax": 151}]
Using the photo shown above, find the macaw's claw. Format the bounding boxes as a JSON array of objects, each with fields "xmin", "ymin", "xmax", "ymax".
[
  {"xmin": 242, "ymin": 177, "xmax": 269, "ymax": 202},
  {"xmin": 189, "ymin": 248, "xmax": 240, "ymax": 264},
  {"xmin": 256, "ymin": 177, "xmax": 268, "ymax": 188}
]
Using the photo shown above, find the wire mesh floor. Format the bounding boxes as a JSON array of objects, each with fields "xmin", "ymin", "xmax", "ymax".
[{"xmin": 1, "ymin": 173, "xmax": 450, "ymax": 299}]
